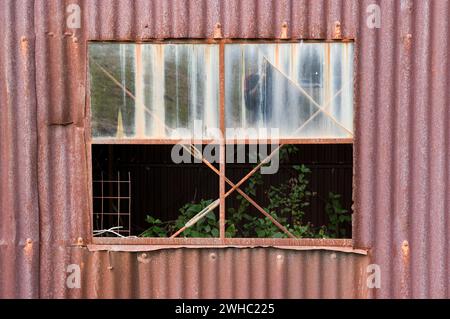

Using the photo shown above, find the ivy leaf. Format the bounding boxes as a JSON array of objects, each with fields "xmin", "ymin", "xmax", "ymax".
[
  {"xmin": 211, "ymin": 228, "xmax": 219, "ymax": 237},
  {"xmin": 256, "ymin": 229, "xmax": 266, "ymax": 237}
]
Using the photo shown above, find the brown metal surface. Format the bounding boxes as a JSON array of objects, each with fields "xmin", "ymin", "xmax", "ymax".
[
  {"xmin": 73, "ymin": 247, "xmax": 368, "ymax": 298},
  {"xmin": 1, "ymin": 0, "xmax": 449, "ymax": 298},
  {"xmin": 0, "ymin": 0, "xmax": 39, "ymax": 299},
  {"xmin": 92, "ymin": 237, "xmax": 356, "ymax": 248}
]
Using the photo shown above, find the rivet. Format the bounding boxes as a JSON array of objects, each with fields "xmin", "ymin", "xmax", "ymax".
[
  {"xmin": 402, "ymin": 240, "xmax": 409, "ymax": 252},
  {"xmin": 213, "ymin": 23, "xmax": 222, "ymax": 39},
  {"xmin": 280, "ymin": 21, "xmax": 288, "ymax": 39},
  {"xmin": 333, "ymin": 21, "xmax": 342, "ymax": 39}
]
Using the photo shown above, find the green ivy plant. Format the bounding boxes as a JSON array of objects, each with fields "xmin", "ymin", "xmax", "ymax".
[
  {"xmin": 173, "ymin": 199, "xmax": 219, "ymax": 237},
  {"xmin": 140, "ymin": 145, "xmax": 351, "ymax": 239},
  {"xmin": 226, "ymin": 145, "xmax": 299, "ymax": 238},
  {"xmin": 324, "ymin": 192, "xmax": 351, "ymax": 238},
  {"xmin": 267, "ymin": 164, "xmax": 313, "ymax": 231},
  {"xmin": 141, "ymin": 199, "xmax": 236, "ymax": 238},
  {"xmin": 226, "ymin": 168, "xmax": 263, "ymax": 237},
  {"xmin": 140, "ymin": 216, "xmax": 168, "ymax": 237}
]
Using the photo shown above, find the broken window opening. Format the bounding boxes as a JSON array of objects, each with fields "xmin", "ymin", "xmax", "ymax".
[{"xmin": 92, "ymin": 144, "xmax": 352, "ymax": 238}]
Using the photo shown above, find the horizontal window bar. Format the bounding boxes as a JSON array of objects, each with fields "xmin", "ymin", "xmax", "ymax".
[
  {"xmin": 91, "ymin": 138, "xmax": 353, "ymax": 145},
  {"xmin": 90, "ymin": 238, "xmax": 366, "ymax": 254}
]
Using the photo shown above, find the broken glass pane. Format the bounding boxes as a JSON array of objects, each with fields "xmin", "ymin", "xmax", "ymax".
[
  {"xmin": 225, "ymin": 43, "xmax": 354, "ymax": 139},
  {"xmin": 89, "ymin": 43, "xmax": 219, "ymax": 139}
]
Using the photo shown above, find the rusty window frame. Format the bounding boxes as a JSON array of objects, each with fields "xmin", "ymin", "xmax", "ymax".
[{"xmin": 86, "ymin": 39, "xmax": 355, "ymax": 248}]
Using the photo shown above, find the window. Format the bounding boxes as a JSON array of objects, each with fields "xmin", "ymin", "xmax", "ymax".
[
  {"xmin": 225, "ymin": 43, "xmax": 353, "ymax": 138},
  {"xmin": 89, "ymin": 43, "xmax": 219, "ymax": 139},
  {"xmin": 88, "ymin": 41, "xmax": 354, "ymax": 243}
]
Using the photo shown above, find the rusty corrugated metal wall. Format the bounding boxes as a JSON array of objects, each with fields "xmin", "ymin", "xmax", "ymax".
[{"xmin": 0, "ymin": 0, "xmax": 449, "ymax": 298}]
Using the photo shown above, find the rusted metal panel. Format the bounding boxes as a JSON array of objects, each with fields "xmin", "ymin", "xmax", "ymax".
[
  {"xmin": 0, "ymin": 0, "xmax": 40, "ymax": 298},
  {"xmin": 66, "ymin": 247, "xmax": 368, "ymax": 299},
  {"xmin": 353, "ymin": 0, "xmax": 450, "ymax": 299},
  {"xmin": 1, "ymin": 0, "xmax": 450, "ymax": 299}
]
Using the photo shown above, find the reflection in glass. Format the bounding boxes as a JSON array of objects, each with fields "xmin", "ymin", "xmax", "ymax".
[
  {"xmin": 89, "ymin": 42, "xmax": 353, "ymax": 140},
  {"xmin": 89, "ymin": 43, "xmax": 219, "ymax": 139},
  {"xmin": 225, "ymin": 43, "xmax": 353, "ymax": 138}
]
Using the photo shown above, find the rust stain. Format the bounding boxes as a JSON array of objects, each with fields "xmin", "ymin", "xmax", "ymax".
[
  {"xmin": 20, "ymin": 36, "xmax": 28, "ymax": 56},
  {"xmin": 280, "ymin": 22, "xmax": 288, "ymax": 39},
  {"xmin": 76, "ymin": 237, "xmax": 85, "ymax": 246},
  {"xmin": 213, "ymin": 23, "xmax": 222, "ymax": 39},
  {"xmin": 23, "ymin": 238, "xmax": 33, "ymax": 259},
  {"xmin": 403, "ymin": 33, "xmax": 413, "ymax": 50},
  {"xmin": 401, "ymin": 240, "xmax": 411, "ymax": 297},
  {"xmin": 401, "ymin": 240, "xmax": 410, "ymax": 260},
  {"xmin": 333, "ymin": 21, "xmax": 342, "ymax": 39},
  {"xmin": 274, "ymin": 44, "xmax": 279, "ymax": 67},
  {"xmin": 137, "ymin": 252, "xmax": 150, "ymax": 264}
]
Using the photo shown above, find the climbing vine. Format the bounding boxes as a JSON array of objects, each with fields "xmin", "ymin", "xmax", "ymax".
[{"xmin": 141, "ymin": 146, "xmax": 351, "ymax": 238}]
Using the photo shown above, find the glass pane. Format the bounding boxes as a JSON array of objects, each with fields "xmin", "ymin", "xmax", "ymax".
[
  {"xmin": 89, "ymin": 43, "xmax": 219, "ymax": 139},
  {"xmin": 225, "ymin": 43, "xmax": 353, "ymax": 139},
  {"xmin": 89, "ymin": 44, "xmax": 136, "ymax": 138}
]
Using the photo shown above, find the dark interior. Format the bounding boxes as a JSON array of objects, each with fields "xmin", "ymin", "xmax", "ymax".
[{"xmin": 92, "ymin": 144, "xmax": 353, "ymax": 238}]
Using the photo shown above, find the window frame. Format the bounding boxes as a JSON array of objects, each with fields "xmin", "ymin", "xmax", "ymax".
[{"xmin": 86, "ymin": 39, "xmax": 355, "ymax": 248}]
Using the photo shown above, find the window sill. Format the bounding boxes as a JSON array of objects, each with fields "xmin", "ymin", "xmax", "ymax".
[{"xmin": 88, "ymin": 237, "xmax": 367, "ymax": 255}]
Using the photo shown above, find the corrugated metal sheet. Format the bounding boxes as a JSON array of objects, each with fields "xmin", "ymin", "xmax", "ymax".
[
  {"xmin": 70, "ymin": 248, "xmax": 368, "ymax": 298},
  {"xmin": 0, "ymin": 0, "xmax": 449, "ymax": 298},
  {"xmin": 0, "ymin": 0, "xmax": 39, "ymax": 298},
  {"xmin": 354, "ymin": 0, "xmax": 450, "ymax": 298}
]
